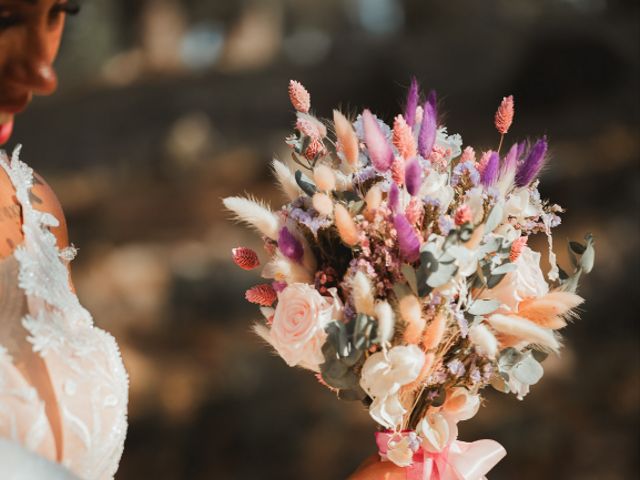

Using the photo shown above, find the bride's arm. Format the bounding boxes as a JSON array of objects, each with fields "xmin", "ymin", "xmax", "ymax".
[{"xmin": 0, "ymin": 169, "xmax": 69, "ymax": 259}]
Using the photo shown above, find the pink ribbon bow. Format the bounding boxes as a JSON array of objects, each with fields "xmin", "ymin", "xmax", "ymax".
[{"xmin": 376, "ymin": 431, "xmax": 506, "ymax": 480}]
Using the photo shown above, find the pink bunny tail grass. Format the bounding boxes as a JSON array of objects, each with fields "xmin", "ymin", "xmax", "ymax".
[
  {"xmin": 404, "ymin": 77, "xmax": 420, "ymax": 127},
  {"xmin": 333, "ymin": 110, "xmax": 359, "ymax": 167},
  {"xmin": 509, "ymin": 236, "xmax": 528, "ymax": 262},
  {"xmin": 394, "ymin": 213, "xmax": 420, "ymax": 263},
  {"xmin": 460, "ymin": 146, "xmax": 476, "ymax": 164},
  {"xmin": 304, "ymin": 138, "xmax": 326, "ymax": 161},
  {"xmin": 232, "ymin": 247, "xmax": 260, "ymax": 270},
  {"xmin": 246, "ymin": 284, "xmax": 277, "ymax": 307},
  {"xmin": 391, "ymin": 157, "xmax": 405, "ymax": 186},
  {"xmin": 362, "ymin": 109, "xmax": 394, "ymax": 172},
  {"xmin": 288, "ymin": 80, "xmax": 311, "ymax": 113},
  {"xmin": 454, "ymin": 205, "xmax": 472, "ymax": 226},
  {"xmin": 495, "ymin": 95, "xmax": 514, "ymax": 135},
  {"xmin": 393, "ymin": 115, "xmax": 417, "ymax": 160}
]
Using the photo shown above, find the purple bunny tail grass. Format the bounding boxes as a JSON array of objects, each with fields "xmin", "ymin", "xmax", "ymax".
[
  {"xmin": 502, "ymin": 143, "xmax": 519, "ymax": 175},
  {"xmin": 405, "ymin": 158, "xmax": 422, "ymax": 196},
  {"xmin": 480, "ymin": 151, "xmax": 500, "ymax": 186},
  {"xmin": 388, "ymin": 182, "xmax": 401, "ymax": 213},
  {"xmin": 516, "ymin": 140, "xmax": 528, "ymax": 161},
  {"xmin": 394, "ymin": 214, "xmax": 420, "ymax": 263},
  {"xmin": 362, "ymin": 109, "xmax": 394, "ymax": 172},
  {"xmin": 404, "ymin": 77, "xmax": 420, "ymax": 127},
  {"xmin": 515, "ymin": 136, "xmax": 548, "ymax": 187},
  {"xmin": 418, "ymin": 90, "xmax": 437, "ymax": 159},
  {"xmin": 278, "ymin": 226, "xmax": 304, "ymax": 263}
]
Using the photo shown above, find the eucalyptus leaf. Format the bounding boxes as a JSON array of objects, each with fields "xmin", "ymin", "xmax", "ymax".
[
  {"xmin": 497, "ymin": 348, "xmax": 522, "ymax": 370},
  {"xmin": 486, "ymin": 272, "xmax": 507, "ymax": 289},
  {"xmin": 468, "ymin": 299, "xmax": 501, "ymax": 316},
  {"xmin": 427, "ymin": 262, "xmax": 458, "ymax": 288},
  {"xmin": 491, "ymin": 262, "xmax": 517, "ymax": 275},
  {"xmin": 338, "ymin": 386, "xmax": 367, "ymax": 401},
  {"xmin": 531, "ymin": 350, "xmax": 549, "ymax": 363},
  {"xmin": 484, "ymin": 203, "xmax": 503, "ymax": 233},
  {"xmin": 295, "ymin": 170, "xmax": 317, "ymax": 196},
  {"xmin": 512, "ymin": 354, "xmax": 544, "ymax": 385},
  {"xmin": 490, "ymin": 374, "xmax": 510, "ymax": 393},
  {"xmin": 568, "ymin": 241, "xmax": 586, "ymax": 255},
  {"xmin": 580, "ymin": 238, "xmax": 595, "ymax": 273},
  {"xmin": 401, "ymin": 264, "xmax": 419, "ymax": 296}
]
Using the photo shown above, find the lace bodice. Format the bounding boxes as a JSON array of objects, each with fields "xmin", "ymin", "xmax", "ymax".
[{"xmin": 0, "ymin": 147, "xmax": 128, "ymax": 480}]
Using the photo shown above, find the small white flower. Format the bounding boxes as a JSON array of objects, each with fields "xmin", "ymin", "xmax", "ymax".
[
  {"xmin": 361, "ymin": 345, "xmax": 425, "ymax": 429},
  {"xmin": 386, "ymin": 433, "xmax": 420, "ymax": 467}
]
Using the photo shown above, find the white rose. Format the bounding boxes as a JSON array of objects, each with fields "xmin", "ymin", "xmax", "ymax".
[
  {"xmin": 269, "ymin": 283, "xmax": 340, "ymax": 371},
  {"xmin": 361, "ymin": 345, "xmax": 425, "ymax": 398},
  {"xmin": 418, "ymin": 412, "xmax": 458, "ymax": 453},
  {"xmin": 441, "ymin": 388, "xmax": 481, "ymax": 422},
  {"xmin": 420, "ymin": 171, "xmax": 454, "ymax": 211},
  {"xmin": 485, "ymin": 246, "xmax": 549, "ymax": 311}
]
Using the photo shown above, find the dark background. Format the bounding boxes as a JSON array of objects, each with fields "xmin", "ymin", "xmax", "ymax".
[{"xmin": 4, "ymin": 0, "xmax": 639, "ymax": 478}]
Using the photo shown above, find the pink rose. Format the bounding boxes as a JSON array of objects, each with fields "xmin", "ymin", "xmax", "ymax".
[
  {"xmin": 269, "ymin": 283, "xmax": 340, "ymax": 371},
  {"xmin": 485, "ymin": 246, "xmax": 548, "ymax": 310}
]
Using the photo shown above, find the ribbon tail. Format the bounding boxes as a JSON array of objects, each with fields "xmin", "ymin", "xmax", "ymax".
[{"xmin": 446, "ymin": 439, "xmax": 507, "ymax": 480}]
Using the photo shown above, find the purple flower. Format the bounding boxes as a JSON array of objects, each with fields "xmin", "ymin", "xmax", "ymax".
[
  {"xmin": 278, "ymin": 226, "xmax": 304, "ymax": 262},
  {"xmin": 405, "ymin": 158, "xmax": 422, "ymax": 196},
  {"xmin": 451, "ymin": 160, "xmax": 480, "ymax": 187},
  {"xmin": 418, "ymin": 90, "xmax": 437, "ymax": 158},
  {"xmin": 480, "ymin": 151, "xmax": 500, "ymax": 186},
  {"xmin": 388, "ymin": 182, "xmax": 400, "ymax": 213},
  {"xmin": 404, "ymin": 77, "xmax": 420, "ymax": 127},
  {"xmin": 515, "ymin": 136, "xmax": 548, "ymax": 187},
  {"xmin": 438, "ymin": 215, "xmax": 454, "ymax": 236},
  {"xmin": 362, "ymin": 109, "xmax": 393, "ymax": 172},
  {"xmin": 393, "ymin": 214, "xmax": 420, "ymax": 262},
  {"xmin": 447, "ymin": 359, "xmax": 466, "ymax": 377}
]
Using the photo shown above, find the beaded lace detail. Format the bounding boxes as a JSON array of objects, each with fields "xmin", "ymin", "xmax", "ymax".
[{"xmin": 0, "ymin": 146, "xmax": 128, "ymax": 480}]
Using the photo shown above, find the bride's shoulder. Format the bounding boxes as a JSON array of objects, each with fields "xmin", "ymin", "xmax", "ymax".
[{"xmin": 0, "ymin": 166, "xmax": 68, "ymax": 259}]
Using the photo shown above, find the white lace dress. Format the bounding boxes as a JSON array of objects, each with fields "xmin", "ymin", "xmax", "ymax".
[{"xmin": 0, "ymin": 147, "xmax": 128, "ymax": 480}]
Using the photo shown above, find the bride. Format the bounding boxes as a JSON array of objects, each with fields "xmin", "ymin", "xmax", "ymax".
[{"xmin": 0, "ymin": 1, "xmax": 128, "ymax": 479}]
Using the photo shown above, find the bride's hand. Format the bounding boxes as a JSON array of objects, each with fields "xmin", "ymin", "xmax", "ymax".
[{"xmin": 348, "ymin": 453, "xmax": 406, "ymax": 480}]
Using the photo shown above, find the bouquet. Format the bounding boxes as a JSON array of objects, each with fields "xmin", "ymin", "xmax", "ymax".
[{"xmin": 224, "ymin": 79, "xmax": 594, "ymax": 478}]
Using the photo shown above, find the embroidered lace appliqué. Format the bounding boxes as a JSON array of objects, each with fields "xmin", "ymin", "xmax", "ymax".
[{"xmin": 0, "ymin": 146, "xmax": 129, "ymax": 480}]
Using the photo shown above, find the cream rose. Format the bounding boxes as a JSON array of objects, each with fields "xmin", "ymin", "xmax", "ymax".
[
  {"xmin": 441, "ymin": 387, "xmax": 481, "ymax": 422},
  {"xmin": 269, "ymin": 283, "xmax": 340, "ymax": 371},
  {"xmin": 485, "ymin": 245, "xmax": 549, "ymax": 310}
]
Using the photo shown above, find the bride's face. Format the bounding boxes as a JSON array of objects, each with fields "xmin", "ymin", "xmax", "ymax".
[{"xmin": 0, "ymin": 0, "xmax": 78, "ymax": 145}]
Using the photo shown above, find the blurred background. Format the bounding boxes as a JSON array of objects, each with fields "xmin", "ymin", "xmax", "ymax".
[{"xmin": 4, "ymin": 0, "xmax": 639, "ymax": 478}]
